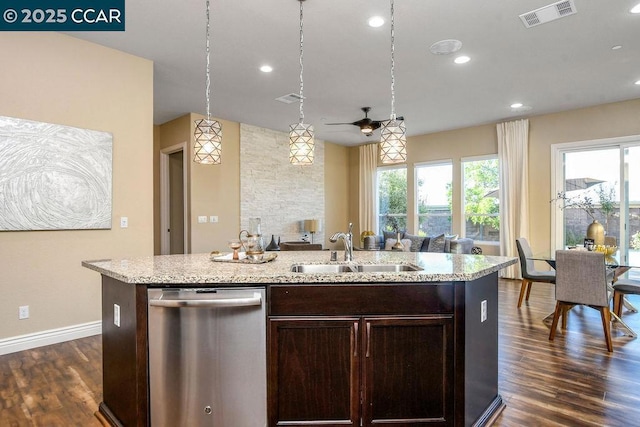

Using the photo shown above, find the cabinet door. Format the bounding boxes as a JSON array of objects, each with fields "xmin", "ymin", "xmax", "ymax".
[
  {"xmin": 269, "ymin": 318, "xmax": 360, "ymax": 426},
  {"xmin": 362, "ymin": 316, "xmax": 454, "ymax": 426}
]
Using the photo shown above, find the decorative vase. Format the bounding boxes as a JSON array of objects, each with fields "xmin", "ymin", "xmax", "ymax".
[
  {"xmin": 586, "ymin": 220, "xmax": 605, "ymax": 246},
  {"xmin": 265, "ymin": 234, "xmax": 280, "ymax": 251},
  {"xmin": 392, "ymin": 231, "xmax": 404, "ymax": 251}
]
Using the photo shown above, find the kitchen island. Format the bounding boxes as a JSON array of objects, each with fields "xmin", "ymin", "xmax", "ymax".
[{"xmin": 83, "ymin": 251, "xmax": 516, "ymax": 427}]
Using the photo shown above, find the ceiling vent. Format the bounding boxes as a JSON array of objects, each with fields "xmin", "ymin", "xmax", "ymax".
[
  {"xmin": 519, "ymin": 0, "xmax": 577, "ymax": 28},
  {"xmin": 275, "ymin": 93, "xmax": 304, "ymax": 104}
]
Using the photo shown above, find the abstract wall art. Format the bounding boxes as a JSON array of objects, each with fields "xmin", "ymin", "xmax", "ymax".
[{"xmin": 0, "ymin": 116, "xmax": 112, "ymax": 231}]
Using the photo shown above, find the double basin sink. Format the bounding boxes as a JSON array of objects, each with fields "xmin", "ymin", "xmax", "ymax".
[{"xmin": 290, "ymin": 263, "xmax": 422, "ymax": 274}]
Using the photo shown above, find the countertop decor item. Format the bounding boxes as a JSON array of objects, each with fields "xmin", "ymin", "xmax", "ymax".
[
  {"xmin": 266, "ymin": 235, "xmax": 280, "ymax": 251},
  {"xmin": 211, "ymin": 252, "xmax": 278, "ymax": 264}
]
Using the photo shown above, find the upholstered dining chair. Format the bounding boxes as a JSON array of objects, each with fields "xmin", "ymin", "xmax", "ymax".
[
  {"xmin": 515, "ymin": 238, "xmax": 556, "ymax": 308},
  {"xmin": 613, "ymin": 278, "xmax": 640, "ymax": 318},
  {"xmin": 549, "ymin": 250, "xmax": 613, "ymax": 352}
]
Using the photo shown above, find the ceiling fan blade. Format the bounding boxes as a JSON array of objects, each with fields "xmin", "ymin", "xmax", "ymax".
[{"xmin": 326, "ymin": 122, "xmax": 357, "ymax": 126}]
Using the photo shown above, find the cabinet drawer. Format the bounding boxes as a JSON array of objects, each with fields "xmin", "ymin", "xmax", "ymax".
[{"xmin": 269, "ymin": 283, "xmax": 454, "ymax": 316}]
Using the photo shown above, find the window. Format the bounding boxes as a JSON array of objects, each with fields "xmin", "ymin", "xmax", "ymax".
[
  {"xmin": 377, "ymin": 166, "xmax": 407, "ymax": 235},
  {"xmin": 551, "ymin": 137, "xmax": 640, "ymax": 272},
  {"xmin": 415, "ymin": 162, "xmax": 452, "ymax": 236},
  {"xmin": 462, "ymin": 156, "xmax": 500, "ymax": 242}
]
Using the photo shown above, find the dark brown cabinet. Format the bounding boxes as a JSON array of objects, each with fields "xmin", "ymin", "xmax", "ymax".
[
  {"xmin": 268, "ymin": 284, "xmax": 455, "ymax": 426},
  {"xmin": 363, "ymin": 317, "xmax": 454, "ymax": 425},
  {"xmin": 269, "ymin": 318, "xmax": 360, "ymax": 425}
]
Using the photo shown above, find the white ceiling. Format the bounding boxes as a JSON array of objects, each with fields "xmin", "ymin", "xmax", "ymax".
[{"xmin": 69, "ymin": 0, "xmax": 640, "ymax": 146}]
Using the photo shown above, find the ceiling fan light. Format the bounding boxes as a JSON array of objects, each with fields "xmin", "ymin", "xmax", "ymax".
[
  {"xmin": 194, "ymin": 118, "xmax": 222, "ymax": 164},
  {"xmin": 380, "ymin": 118, "xmax": 407, "ymax": 164},
  {"xmin": 289, "ymin": 122, "xmax": 315, "ymax": 165},
  {"xmin": 361, "ymin": 125, "xmax": 373, "ymax": 133}
]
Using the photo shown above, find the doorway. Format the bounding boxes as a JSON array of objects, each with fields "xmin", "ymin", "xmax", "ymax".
[
  {"xmin": 160, "ymin": 143, "xmax": 188, "ymax": 254},
  {"xmin": 552, "ymin": 135, "xmax": 640, "ymax": 271}
]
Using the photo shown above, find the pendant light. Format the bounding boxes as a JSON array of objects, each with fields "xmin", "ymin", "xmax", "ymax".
[
  {"xmin": 380, "ymin": 0, "xmax": 407, "ymax": 164},
  {"xmin": 194, "ymin": 0, "xmax": 222, "ymax": 165},
  {"xmin": 289, "ymin": 0, "xmax": 315, "ymax": 165}
]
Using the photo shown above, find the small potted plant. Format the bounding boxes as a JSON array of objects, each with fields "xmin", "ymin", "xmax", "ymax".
[
  {"xmin": 551, "ymin": 184, "xmax": 617, "ymax": 245},
  {"xmin": 384, "ymin": 214, "xmax": 404, "ymax": 250}
]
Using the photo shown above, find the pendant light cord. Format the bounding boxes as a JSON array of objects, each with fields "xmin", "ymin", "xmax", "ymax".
[
  {"xmin": 389, "ymin": 0, "xmax": 396, "ymax": 121},
  {"xmin": 205, "ymin": 0, "xmax": 211, "ymax": 120},
  {"xmin": 298, "ymin": 0, "xmax": 305, "ymax": 123}
]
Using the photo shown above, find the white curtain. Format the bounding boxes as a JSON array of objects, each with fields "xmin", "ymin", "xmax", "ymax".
[
  {"xmin": 359, "ymin": 143, "xmax": 378, "ymax": 235},
  {"xmin": 497, "ymin": 119, "xmax": 529, "ymax": 279}
]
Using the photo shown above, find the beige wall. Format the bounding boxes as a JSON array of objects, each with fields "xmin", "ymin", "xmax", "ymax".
[
  {"xmin": 189, "ymin": 114, "xmax": 241, "ymax": 253},
  {"xmin": 0, "ymin": 33, "xmax": 153, "ymax": 339},
  {"xmin": 346, "ymin": 98, "xmax": 640, "ymax": 256}
]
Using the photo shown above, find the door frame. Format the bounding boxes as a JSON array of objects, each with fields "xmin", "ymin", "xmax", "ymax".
[{"xmin": 160, "ymin": 142, "xmax": 189, "ymax": 255}]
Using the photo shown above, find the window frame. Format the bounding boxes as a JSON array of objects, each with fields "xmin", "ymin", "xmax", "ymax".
[
  {"xmin": 460, "ymin": 154, "xmax": 500, "ymax": 243},
  {"xmin": 376, "ymin": 164, "xmax": 408, "ymax": 235},
  {"xmin": 414, "ymin": 160, "xmax": 453, "ymax": 236}
]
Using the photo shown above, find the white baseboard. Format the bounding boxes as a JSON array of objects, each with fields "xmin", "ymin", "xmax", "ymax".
[{"xmin": 0, "ymin": 321, "xmax": 102, "ymax": 356}]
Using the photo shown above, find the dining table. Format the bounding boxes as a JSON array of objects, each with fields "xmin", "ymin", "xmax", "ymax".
[{"xmin": 528, "ymin": 249, "xmax": 639, "ymax": 338}]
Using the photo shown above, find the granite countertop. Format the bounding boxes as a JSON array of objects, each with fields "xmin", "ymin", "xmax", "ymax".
[{"xmin": 82, "ymin": 251, "xmax": 517, "ymax": 285}]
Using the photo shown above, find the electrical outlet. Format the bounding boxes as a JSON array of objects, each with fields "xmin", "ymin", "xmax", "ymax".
[
  {"xmin": 114, "ymin": 304, "xmax": 121, "ymax": 327},
  {"xmin": 19, "ymin": 305, "xmax": 29, "ymax": 320},
  {"xmin": 120, "ymin": 216, "xmax": 128, "ymax": 228},
  {"xmin": 481, "ymin": 300, "xmax": 488, "ymax": 322},
  {"xmin": 198, "ymin": 216, "xmax": 207, "ymax": 223},
  {"xmin": 210, "ymin": 215, "xmax": 218, "ymax": 223}
]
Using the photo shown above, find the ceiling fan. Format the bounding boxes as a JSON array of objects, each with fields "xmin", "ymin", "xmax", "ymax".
[{"xmin": 326, "ymin": 107, "xmax": 403, "ymax": 137}]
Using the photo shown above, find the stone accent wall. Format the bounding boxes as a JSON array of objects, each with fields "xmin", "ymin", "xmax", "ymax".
[{"xmin": 240, "ymin": 123, "xmax": 325, "ymax": 245}]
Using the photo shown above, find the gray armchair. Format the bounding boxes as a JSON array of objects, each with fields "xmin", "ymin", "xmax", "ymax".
[
  {"xmin": 549, "ymin": 250, "xmax": 613, "ymax": 352},
  {"xmin": 515, "ymin": 238, "xmax": 556, "ymax": 308}
]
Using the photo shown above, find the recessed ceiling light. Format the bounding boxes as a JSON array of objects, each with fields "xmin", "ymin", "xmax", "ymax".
[
  {"xmin": 260, "ymin": 65, "xmax": 273, "ymax": 73},
  {"xmin": 631, "ymin": 4, "xmax": 640, "ymax": 13},
  {"xmin": 454, "ymin": 55, "xmax": 470, "ymax": 64},
  {"xmin": 611, "ymin": 45, "xmax": 623, "ymax": 50},
  {"xmin": 635, "ymin": 80, "xmax": 640, "ymax": 85},
  {"xmin": 510, "ymin": 103, "xmax": 524, "ymax": 109},
  {"xmin": 368, "ymin": 16, "xmax": 384, "ymax": 27},
  {"xmin": 429, "ymin": 39, "xmax": 462, "ymax": 55}
]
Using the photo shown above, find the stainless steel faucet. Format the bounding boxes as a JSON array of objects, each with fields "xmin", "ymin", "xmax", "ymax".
[{"xmin": 330, "ymin": 222, "xmax": 354, "ymax": 262}]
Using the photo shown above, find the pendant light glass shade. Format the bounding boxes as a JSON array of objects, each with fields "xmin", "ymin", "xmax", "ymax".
[
  {"xmin": 380, "ymin": 117, "xmax": 407, "ymax": 163},
  {"xmin": 289, "ymin": 0, "xmax": 314, "ymax": 165},
  {"xmin": 380, "ymin": 0, "xmax": 407, "ymax": 164},
  {"xmin": 194, "ymin": 0, "xmax": 222, "ymax": 165},
  {"xmin": 194, "ymin": 118, "xmax": 222, "ymax": 164},
  {"xmin": 289, "ymin": 122, "xmax": 315, "ymax": 164}
]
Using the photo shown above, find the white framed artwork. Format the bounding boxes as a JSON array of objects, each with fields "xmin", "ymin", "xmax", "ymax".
[{"xmin": 0, "ymin": 116, "xmax": 112, "ymax": 231}]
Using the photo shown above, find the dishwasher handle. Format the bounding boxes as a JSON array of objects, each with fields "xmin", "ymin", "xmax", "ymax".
[{"xmin": 149, "ymin": 292, "xmax": 262, "ymax": 308}]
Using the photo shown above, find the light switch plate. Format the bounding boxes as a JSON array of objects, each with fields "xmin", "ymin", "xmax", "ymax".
[
  {"xmin": 198, "ymin": 216, "xmax": 207, "ymax": 223},
  {"xmin": 120, "ymin": 217, "xmax": 128, "ymax": 228},
  {"xmin": 210, "ymin": 215, "xmax": 218, "ymax": 223}
]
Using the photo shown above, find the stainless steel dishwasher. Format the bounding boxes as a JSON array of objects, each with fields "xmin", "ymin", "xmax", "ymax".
[{"xmin": 147, "ymin": 287, "xmax": 266, "ymax": 426}]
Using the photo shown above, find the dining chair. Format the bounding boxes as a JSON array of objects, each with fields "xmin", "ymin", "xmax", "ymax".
[
  {"xmin": 549, "ymin": 250, "xmax": 613, "ymax": 352},
  {"xmin": 515, "ymin": 238, "xmax": 556, "ymax": 308},
  {"xmin": 613, "ymin": 278, "xmax": 640, "ymax": 317}
]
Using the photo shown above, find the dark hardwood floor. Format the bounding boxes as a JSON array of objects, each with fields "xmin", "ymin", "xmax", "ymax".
[
  {"xmin": 1, "ymin": 278, "xmax": 640, "ymax": 426},
  {"xmin": 0, "ymin": 335, "xmax": 103, "ymax": 426}
]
